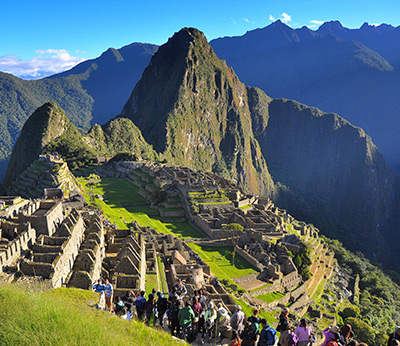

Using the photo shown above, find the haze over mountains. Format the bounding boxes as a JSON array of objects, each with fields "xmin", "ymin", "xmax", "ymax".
[
  {"xmin": 3, "ymin": 27, "xmax": 398, "ymax": 271},
  {"xmin": 211, "ymin": 20, "xmax": 400, "ymax": 171}
]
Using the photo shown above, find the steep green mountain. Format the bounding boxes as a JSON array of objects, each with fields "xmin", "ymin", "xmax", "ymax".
[
  {"xmin": 2, "ymin": 102, "xmax": 86, "ymax": 188},
  {"xmin": 121, "ymin": 28, "xmax": 275, "ymax": 196},
  {"xmin": 0, "ymin": 43, "xmax": 157, "ymax": 181},
  {"xmin": 86, "ymin": 118, "xmax": 156, "ymax": 160},
  {"xmin": 247, "ymin": 88, "xmax": 396, "ymax": 264},
  {"xmin": 210, "ymin": 21, "xmax": 400, "ymax": 172}
]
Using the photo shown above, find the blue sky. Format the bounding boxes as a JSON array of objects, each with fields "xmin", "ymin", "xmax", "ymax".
[{"xmin": 1, "ymin": 0, "xmax": 400, "ymax": 78}]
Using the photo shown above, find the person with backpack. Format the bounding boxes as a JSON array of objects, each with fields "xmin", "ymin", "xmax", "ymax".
[
  {"xmin": 156, "ymin": 292, "xmax": 168, "ymax": 327},
  {"xmin": 321, "ymin": 325, "xmax": 339, "ymax": 346},
  {"xmin": 201, "ymin": 301, "xmax": 217, "ymax": 344},
  {"xmin": 217, "ymin": 304, "xmax": 232, "ymax": 342},
  {"xmin": 169, "ymin": 299, "xmax": 181, "ymax": 337},
  {"xmin": 325, "ymin": 332, "xmax": 343, "ymax": 346},
  {"xmin": 241, "ymin": 321, "xmax": 258, "ymax": 346},
  {"xmin": 248, "ymin": 308, "xmax": 261, "ymax": 335},
  {"xmin": 295, "ymin": 319, "xmax": 313, "ymax": 346},
  {"xmin": 258, "ymin": 318, "xmax": 276, "ymax": 346},
  {"xmin": 135, "ymin": 290, "xmax": 147, "ymax": 321},
  {"xmin": 178, "ymin": 300, "xmax": 195, "ymax": 341}
]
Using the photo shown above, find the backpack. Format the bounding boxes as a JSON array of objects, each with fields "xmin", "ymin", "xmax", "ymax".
[
  {"xmin": 135, "ymin": 296, "xmax": 146, "ymax": 312},
  {"xmin": 326, "ymin": 341, "xmax": 339, "ymax": 346},
  {"xmin": 231, "ymin": 338, "xmax": 242, "ymax": 346},
  {"xmin": 248, "ymin": 316, "xmax": 260, "ymax": 334},
  {"xmin": 288, "ymin": 332, "xmax": 299, "ymax": 346},
  {"xmin": 261, "ymin": 325, "xmax": 276, "ymax": 346}
]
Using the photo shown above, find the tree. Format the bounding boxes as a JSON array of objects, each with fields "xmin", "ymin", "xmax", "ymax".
[{"xmin": 345, "ymin": 317, "xmax": 374, "ymax": 345}]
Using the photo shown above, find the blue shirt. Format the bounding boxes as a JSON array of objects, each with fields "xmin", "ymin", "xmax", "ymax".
[
  {"xmin": 105, "ymin": 283, "xmax": 113, "ymax": 297},
  {"xmin": 93, "ymin": 283, "xmax": 105, "ymax": 293}
]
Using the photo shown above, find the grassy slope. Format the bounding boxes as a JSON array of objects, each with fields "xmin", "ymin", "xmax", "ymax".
[{"xmin": 0, "ymin": 284, "xmax": 184, "ymax": 346}]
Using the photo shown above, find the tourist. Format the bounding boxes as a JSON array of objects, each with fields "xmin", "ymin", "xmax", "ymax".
[
  {"xmin": 216, "ymin": 303, "xmax": 232, "ymax": 341},
  {"xmin": 145, "ymin": 293, "xmax": 155, "ymax": 325},
  {"xmin": 340, "ymin": 324, "xmax": 353, "ymax": 345},
  {"xmin": 121, "ymin": 290, "xmax": 135, "ymax": 314},
  {"xmin": 178, "ymin": 300, "xmax": 195, "ymax": 341},
  {"xmin": 276, "ymin": 307, "xmax": 289, "ymax": 332},
  {"xmin": 92, "ymin": 279, "xmax": 105, "ymax": 308},
  {"xmin": 230, "ymin": 305, "xmax": 245, "ymax": 337},
  {"xmin": 201, "ymin": 301, "xmax": 217, "ymax": 344},
  {"xmin": 325, "ymin": 332, "xmax": 342, "ymax": 346},
  {"xmin": 114, "ymin": 296, "xmax": 127, "ymax": 316},
  {"xmin": 241, "ymin": 321, "xmax": 258, "ymax": 346},
  {"xmin": 172, "ymin": 278, "xmax": 188, "ymax": 298},
  {"xmin": 257, "ymin": 318, "xmax": 277, "ymax": 346},
  {"xmin": 135, "ymin": 290, "xmax": 147, "ymax": 321},
  {"xmin": 104, "ymin": 278, "xmax": 114, "ymax": 313},
  {"xmin": 388, "ymin": 327, "xmax": 400, "ymax": 346},
  {"xmin": 248, "ymin": 308, "xmax": 261, "ymax": 335},
  {"xmin": 169, "ymin": 299, "xmax": 182, "ymax": 337},
  {"xmin": 295, "ymin": 319, "xmax": 313, "ymax": 346},
  {"xmin": 192, "ymin": 296, "xmax": 203, "ymax": 335},
  {"xmin": 156, "ymin": 291, "xmax": 168, "ymax": 326},
  {"xmin": 321, "ymin": 325, "xmax": 339, "ymax": 346},
  {"xmin": 278, "ymin": 324, "xmax": 298, "ymax": 346}
]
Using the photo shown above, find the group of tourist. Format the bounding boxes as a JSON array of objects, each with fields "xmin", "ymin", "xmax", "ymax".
[{"xmin": 92, "ymin": 279, "xmax": 397, "ymax": 346}]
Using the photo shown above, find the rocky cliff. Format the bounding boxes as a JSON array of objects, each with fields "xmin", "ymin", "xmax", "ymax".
[
  {"xmin": 248, "ymin": 88, "xmax": 396, "ymax": 262},
  {"xmin": 121, "ymin": 28, "xmax": 275, "ymax": 196}
]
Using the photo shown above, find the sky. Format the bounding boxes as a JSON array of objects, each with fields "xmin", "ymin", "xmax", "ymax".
[{"xmin": 1, "ymin": 0, "xmax": 400, "ymax": 79}]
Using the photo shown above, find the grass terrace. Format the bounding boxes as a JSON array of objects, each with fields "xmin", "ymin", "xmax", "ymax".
[
  {"xmin": 187, "ymin": 244, "xmax": 257, "ymax": 288},
  {"xmin": 255, "ymin": 291, "xmax": 285, "ymax": 304},
  {"xmin": 78, "ymin": 176, "xmax": 204, "ymax": 238}
]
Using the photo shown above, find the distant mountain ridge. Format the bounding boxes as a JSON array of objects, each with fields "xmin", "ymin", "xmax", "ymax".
[
  {"xmin": 0, "ymin": 42, "xmax": 158, "ymax": 181},
  {"xmin": 210, "ymin": 20, "xmax": 400, "ymax": 171}
]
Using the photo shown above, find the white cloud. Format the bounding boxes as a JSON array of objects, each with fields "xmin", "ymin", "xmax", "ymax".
[
  {"xmin": 310, "ymin": 20, "xmax": 325, "ymax": 25},
  {"xmin": 370, "ymin": 23, "xmax": 380, "ymax": 27},
  {"xmin": 244, "ymin": 18, "xmax": 255, "ymax": 24},
  {"xmin": 0, "ymin": 49, "xmax": 87, "ymax": 79},
  {"xmin": 269, "ymin": 12, "xmax": 291, "ymax": 24},
  {"xmin": 281, "ymin": 12, "xmax": 291, "ymax": 24},
  {"xmin": 230, "ymin": 17, "xmax": 237, "ymax": 25}
]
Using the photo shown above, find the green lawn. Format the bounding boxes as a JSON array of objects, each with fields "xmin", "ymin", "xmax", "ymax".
[
  {"xmin": 79, "ymin": 176, "xmax": 204, "ymax": 238},
  {"xmin": 187, "ymin": 244, "xmax": 257, "ymax": 287},
  {"xmin": 255, "ymin": 291, "xmax": 285, "ymax": 304},
  {"xmin": 145, "ymin": 274, "xmax": 158, "ymax": 295}
]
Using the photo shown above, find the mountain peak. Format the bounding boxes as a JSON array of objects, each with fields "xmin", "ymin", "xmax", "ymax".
[{"xmin": 318, "ymin": 20, "xmax": 346, "ymax": 34}]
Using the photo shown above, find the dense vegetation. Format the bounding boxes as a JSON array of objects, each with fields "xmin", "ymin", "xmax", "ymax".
[{"xmin": 322, "ymin": 236, "xmax": 400, "ymax": 346}]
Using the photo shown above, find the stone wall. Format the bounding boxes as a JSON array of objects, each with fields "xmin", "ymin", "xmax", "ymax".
[
  {"xmin": 235, "ymin": 246, "xmax": 264, "ymax": 271},
  {"xmin": 0, "ymin": 223, "xmax": 36, "ymax": 270},
  {"xmin": 19, "ymin": 200, "xmax": 63, "ymax": 236}
]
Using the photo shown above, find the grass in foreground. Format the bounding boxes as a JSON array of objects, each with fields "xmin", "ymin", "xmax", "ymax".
[{"xmin": 0, "ymin": 283, "xmax": 184, "ymax": 346}]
